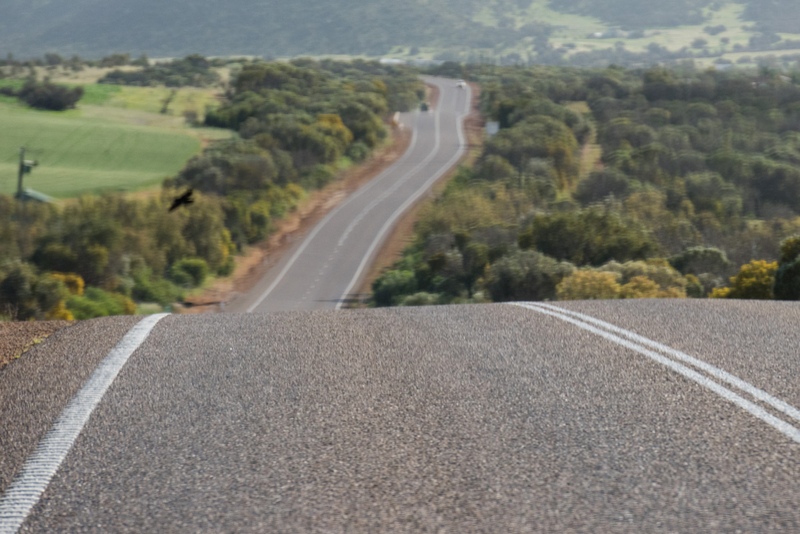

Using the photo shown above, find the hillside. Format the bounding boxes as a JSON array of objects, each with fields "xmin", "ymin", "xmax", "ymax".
[{"xmin": 4, "ymin": 0, "xmax": 800, "ymax": 64}]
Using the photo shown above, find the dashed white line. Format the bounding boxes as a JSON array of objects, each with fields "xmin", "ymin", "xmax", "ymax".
[
  {"xmin": 335, "ymin": 81, "xmax": 472, "ymax": 309},
  {"xmin": 0, "ymin": 314, "xmax": 169, "ymax": 534},
  {"xmin": 245, "ymin": 108, "xmax": 424, "ymax": 313}
]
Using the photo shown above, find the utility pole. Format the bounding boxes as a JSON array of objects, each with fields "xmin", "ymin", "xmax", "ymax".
[
  {"xmin": 17, "ymin": 147, "xmax": 24, "ymax": 201},
  {"xmin": 15, "ymin": 147, "xmax": 37, "ymax": 256},
  {"xmin": 16, "ymin": 147, "xmax": 37, "ymax": 201}
]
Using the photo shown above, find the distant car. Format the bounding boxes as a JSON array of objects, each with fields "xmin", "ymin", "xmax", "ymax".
[{"xmin": 456, "ymin": 80, "xmax": 466, "ymax": 89}]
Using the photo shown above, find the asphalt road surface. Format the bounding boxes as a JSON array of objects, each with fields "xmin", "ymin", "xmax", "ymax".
[
  {"xmin": 227, "ymin": 76, "xmax": 471, "ymax": 314},
  {"xmin": 3, "ymin": 300, "xmax": 800, "ymax": 532}
]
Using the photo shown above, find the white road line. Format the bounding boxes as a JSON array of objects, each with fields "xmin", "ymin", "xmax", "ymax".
[
  {"xmin": 336, "ymin": 104, "xmax": 442, "ymax": 248},
  {"xmin": 335, "ymin": 81, "xmax": 472, "ymax": 309},
  {"xmin": 0, "ymin": 314, "xmax": 168, "ymax": 534},
  {"xmin": 245, "ymin": 110, "xmax": 423, "ymax": 313},
  {"xmin": 511, "ymin": 303, "xmax": 800, "ymax": 445},
  {"xmin": 531, "ymin": 302, "xmax": 800, "ymax": 425}
]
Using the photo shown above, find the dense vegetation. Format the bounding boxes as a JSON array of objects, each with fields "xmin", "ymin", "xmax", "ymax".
[
  {"xmin": 98, "ymin": 55, "xmax": 220, "ymax": 87},
  {"xmin": 0, "ymin": 58, "xmax": 422, "ymax": 320},
  {"xmin": 373, "ymin": 62, "xmax": 800, "ymax": 306},
  {"xmin": 1, "ymin": 0, "xmax": 798, "ymax": 63},
  {"xmin": 0, "ymin": 80, "xmax": 83, "ymax": 110},
  {"xmin": 552, "ymin": 0, "xmax": 712, "ymax": 28}
]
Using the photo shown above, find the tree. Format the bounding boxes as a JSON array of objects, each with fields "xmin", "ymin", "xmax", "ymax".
[
  {"xmin": 372, "ymin": 270, "xmax": 417, "ymax": 307},
  {"xmin": 518, "ymin": 207, "xmax": 657, "ymax": 266},
  {"xmin": 557, "ymin": 271, "xmax": 621, "ymax": 300},
  {"xmin": 3, "ymin": 81, "xmax": 84, "ymax": 111},
  {"xmin": 773, "ymin": 236, "xmax": 800, "ymax": 300},
  {"xmin": 710, "ymin": 260, "xmax": 778, "ymax": 299},
  {"xmin": 486, "ymin": 250, "xmax": 574, "ymax": 302},
  {"xmin": 669, "ymin": 246, "xmax": 732, "ymax": 277}
]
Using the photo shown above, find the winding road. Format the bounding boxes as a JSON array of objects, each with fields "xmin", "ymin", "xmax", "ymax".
[
  {"xmin": 3, "ymin": 76, "xmax": 800, "ymax": 532},
  {"xmin": 228, "ymin": 76, "xmax": 471, "ymax": 313}
]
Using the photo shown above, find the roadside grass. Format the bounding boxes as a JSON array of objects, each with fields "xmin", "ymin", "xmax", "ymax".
[
  {"xmin": 0, "ymin": 102, "xmax": 201, "ymax": 198},
  {"xmin": 135, "ymin": 302, "xmax": 166, "ymax": 315}
]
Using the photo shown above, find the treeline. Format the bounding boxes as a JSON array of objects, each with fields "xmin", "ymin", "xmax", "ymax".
[
  {"xmin": 0, "ymin": 52, "xmax": 148, "ymax": 72},
  {"xmin": 373, "ymin": 63, "xmax": 800, "ymax": 306},
  {"xmin": 551, "ymin": 0, "xmax": 800, "ymax": 35},
  {"xmin": 98, "ymin": 55, "xmax": 221, "ymax": 88},
  {"xmin": 0, "ymin": 58, "xmax": 422, "ymax": 320},
  {"xmin": 179, "ymin": 59, "xmax": 424, "ymax": 194},
  {"xmin": 0, "ymin": 0, "xmax": 550, "ymax": 59}
]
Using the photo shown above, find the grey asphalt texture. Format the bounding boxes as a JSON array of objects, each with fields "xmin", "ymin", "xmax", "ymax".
[
  {"xmin": 227, "ymin": 76, "xmax": 470, "ymax": 313},
  {"xmin": 6, "ymin": 300, "xmax": 800, "ymax": 532}
]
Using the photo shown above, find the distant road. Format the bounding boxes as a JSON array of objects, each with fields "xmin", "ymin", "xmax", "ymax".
[
  {"xmin": 227, "ymin": 76, "xmax": 471, "ymax": 313},
  {"xmin": 4, "ymin": 300, "xmax": 800, "ymax": 532}
]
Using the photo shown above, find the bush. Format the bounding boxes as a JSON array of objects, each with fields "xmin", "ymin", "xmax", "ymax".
[
  {"xmin": 132, "ymin": 269, "xmax": 185, "ymax": 306},
  {"xmin": 346, "ymin": 141, "xmax": 370, "ymax": 163},
  {"xmin": 486, "ymin": 250, "xmax": 575, "ymax": 302},
  {"xmin": 0, "ymin": 263, "xmax": 71, "ymax": 320},
  {"xmin": 401, "ymin": 292, "xmax": 441, "ymax": 306},
  {"xmin": 518, "ymin": 208, "xmax": 657, "ymax": 266},
  {"xmin": 373, "ymin": 270, "xmax": 417, "ymax": 307},
  {"xmin": 575, "ymin": 170, "xmax": 633, "ymax": 205},
  {"xmin": 773, "ymin": 259, "xmax": 800, "ymax": 300},
  {"xmin": 669, "ymin": 247, "xmax": 732, "ymax": 277},
  {"xmin": 217, "ymin": 256, "xmax": 235, "ymax": 277},
  {"xmin": 171, "ymin": 258, "xmax": 209, "ymax": 287},
  {"xmin": 67, "ymin": 287, "xmax": 135, "ymax": 319},
  {"xmin": 7, "ymin": 81, "xmax": 84, "ymax": 111},
  {"xmin": 557, "ymin": 271, "xmax": 621, "ymax": 300},
  {"xmin": 710, "ymin": 260, "xmax": 778, "ymax": 300},
  {"xmin": 773, "ymin": 236, "xmax": 800, "ymax": 300}
]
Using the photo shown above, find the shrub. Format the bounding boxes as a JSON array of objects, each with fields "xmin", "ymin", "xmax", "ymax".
[
  {"xmin": 401, "ymin": 292, "xmax": 441, "ymax": 306},
  {"xmin": 575, "ymin": 170, "xmax": 633, "ymax": 205},
  {"xmin": 773, "ymin": 260, "xmax": 800, "ymax": 300},
  {"xmin": 0, "ymin": 263, "xmax": 70, "ymax": 320},
  {"xmin": 373, "ymin": 270, "xmax": 417, "ymax": 306},
  {"xmin": 67, "ymin": 287, "xmax": 136, "ymax": 319},
  {"xmin": 6, "ymin": 81, "xmax": 84, "ymax": 111},
  {"xmin": 217, "ymin": 256, "xmax": 235, "ymax": 277},
  {"xmin": 346, "ymin": 141, "xmax": 370, "ymax": 162},
  {"xmin": 710, "ymin": 260, "xmax": 778, "ymax": 299},
  {"xmin": 669, "ymin": 247, "xmax": 732, "ymax": 277},
  {"xmin": 486, "ymin": 250, "xmax": 575, "ymax": 302},
  {"xmin": 171, "ymin": 258, "xmax": 209, "ymax": 287},
  {"xmin": 132, "ymin": 269, "xmax": 185, "ymax": 306},
  {"xmin": 50, "ymin": 273, "xmax": 85, "ymax": 295},
  {"xmin": 557, "ymin": 271, "xmax": 621, "ymax": 300},
  {"xmin": 773, "ymin": 236, "xmax": 800, "ymax": 300},
  {"xmin": 518, "ymin": 208, "xmax": 657, "ymax": 266}
]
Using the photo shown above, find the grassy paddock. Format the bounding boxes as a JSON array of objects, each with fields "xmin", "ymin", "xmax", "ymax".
[{"xmin": 0, "ymin": 103, "xmax": 201, "ymax": 198}]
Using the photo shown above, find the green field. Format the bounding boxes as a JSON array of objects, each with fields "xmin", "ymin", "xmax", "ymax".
[
  {"xmin": 0, "ymin": 75, "xmax": 234, "ymax": 199},
  {"xmin": 0, "ymin": 102, "xmax": 202, "ymax": 198}
]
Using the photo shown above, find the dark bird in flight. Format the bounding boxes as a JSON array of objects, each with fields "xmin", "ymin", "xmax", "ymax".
[{"xmin": 169, "ymin": 189, "xmax": 194, "ymax": 212}]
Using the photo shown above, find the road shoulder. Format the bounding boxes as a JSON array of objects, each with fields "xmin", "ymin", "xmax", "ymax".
[{"xmin": 0, "ymin": 315, "xmax": 142, "ymax": 495}]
